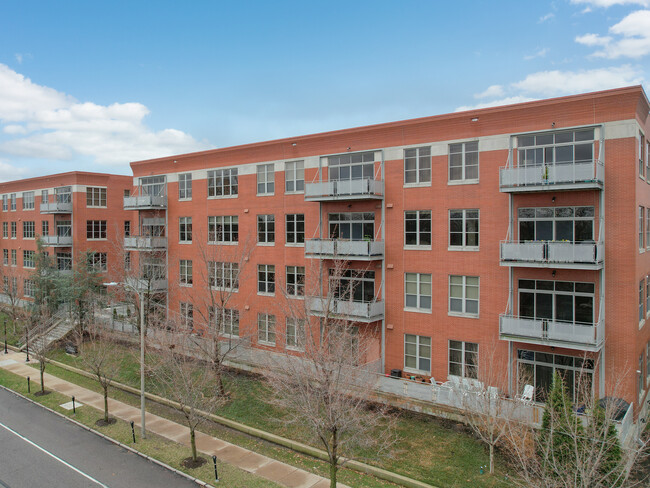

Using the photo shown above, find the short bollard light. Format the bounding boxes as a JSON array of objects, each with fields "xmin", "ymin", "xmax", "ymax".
[
  {"xmin": 27, "ymin": 376, "xmax": 30, "ymax": 393},
  {"xmin": 72, "ymin": 396, "xmax": 76, "ymax": 414},
  {"xmin": 130, "ymin": 421, "xmax": 136, "ymax": 443},
  {"xmin": 212, "ymin": 455, "xmax": 219, "ymax": 482}
]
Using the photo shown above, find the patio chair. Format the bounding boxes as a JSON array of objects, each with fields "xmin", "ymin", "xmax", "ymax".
[{"xmin": 516, "ymin": 384, "xmax": 535, "ymax": 404}]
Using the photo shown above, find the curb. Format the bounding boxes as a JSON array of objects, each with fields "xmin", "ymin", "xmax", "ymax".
[{"xmin": 0, "ymin": 382, "xmax": 216, "ymax": 488}]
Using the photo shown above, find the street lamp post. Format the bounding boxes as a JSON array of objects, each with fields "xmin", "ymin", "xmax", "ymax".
[{"xmin": 104, "ymin": 281, "xmax": 146, "ymax": 439}]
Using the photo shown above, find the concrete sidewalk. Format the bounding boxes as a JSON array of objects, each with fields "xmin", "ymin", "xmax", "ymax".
[{"xmin": 0, "ymin": 351, "xmax": 348, "ymax": 488}]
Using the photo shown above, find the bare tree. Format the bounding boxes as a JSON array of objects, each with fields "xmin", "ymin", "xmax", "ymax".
[
  {"xmin": 147, "ymin": 327, "xmax": 225, "ymax": 467},
  {"xmin": 0, "ymin": 265, "xmax": 24, "ymax": 331},
  {"xmin": 263, "ymin": 258, "xmax": 395, "ymax": 488},
  {"xmin": 27, "ymin": 312, "xmax": 54, "ymax": 396},
  {"xmin": 80, "ymin": 322, "xmax": 122, "ymax": 424},
  {"xmin": 505, "ymin": 362, "xmax": 648, "ymax": 488}
]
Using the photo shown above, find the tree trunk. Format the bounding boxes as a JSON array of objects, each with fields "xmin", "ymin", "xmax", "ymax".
[
  {"xmin": 329, "ymin": 429, "xmax": 338, "ymax": 488},
  {"xmin": 103, "ymin": 386, "xmax": 109, "ymax": 422},
  {"xmin": 190, "ymin": 428, "xmax": 197, "ymax": 461},
  {"xmin": 40, "ymin": 364, "xmax": 45, "ymax": 393},
  {"xmin": 489, "ymin": 443, "xmax": 494, "ymax": 474}
]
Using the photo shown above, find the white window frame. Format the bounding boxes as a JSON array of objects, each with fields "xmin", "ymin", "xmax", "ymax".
[
  {"xmin": 22, "ymin": 191, "xmax": 35, "ymax": 210},
  {"xmin": 641, "ymin": 206, "xmax": 645, "ymax": 252},
  {"xmin": 41, "ymin": 190, "xmax": 48, "ymax": 204},
  {"xmin": 285, "ymin": 214, "xmax": 304, "ymax": 245},
  {"xmin": 257, "ymin": 163, "xmax": 275, "ymax": 195},
  {"xmin": 286, "ymin": 265, "xmax": 305, "ymax": 298},
  {"xmin": 213, "ymin": 308, "xmax": 239, "ymax": 337},
  {"xmin": 404, "ymin": 272, "xmax": 432, "ymax": 312},
  {"xmin": 404, "ymin": 334, "xmax": 431, "ymax": 374},
  {"xmin": 179, "ymin": 216, "xmax": 192, "ymax": 243},
  {"xmin": 10, "ymin": 194, "xmax": 16, "ymax": 211},
  {"xmin": 86, "ymin": 187, "xmax": 107, "ymax": 207},
  {"xmin": 2, "ymin": 222, "xmax": 6, "ymax": 238},
  {"xmin": 42, "ymin": 221, "xmax": 49, "ymax": 236},
  {"xmin": 404, "ymin": 210, "xmax": 431, "ymax": 248},
  {"xmin": 404, "ymin": 146, "xmax": 431, "ymax": 186},
  {"xmin": 208, "ymin": 261, "xmax": 239, "ymax": 291},
  {"xmin": 180, "ymin": 302, "xmax": 194, "ymax": 330},
  {"xmin": 2, "ymin": 249, "xmax": 7, "ymax": 266},
  {"xmin": 285, "ymin": 161, "xmax": 304, "ymax": 193},
  {"xmin": 448, "ymin": 340, "xmax": 479, "ymax": 379},
  {"xmin": 178, "ymin": 173, "xmax": 192, "ymax": 200},
  {"xmin": 2, "ymin": 195, "xmax": 7, "ymax": 212},
  {"xmin": 258, "ymin": 313, "xmax": 276, "ymax": 345},
  {"xmin": 23, "ymin": 279, "xmax": 35, "ymax": 298},
  {"xmin": 207, "ymin": 168, "xmax": 238, "ymax": 198},
  {"xmin": 448, "ymin": 141, "xmax": 479, "ymax": 183},
  {"xmin": 11, "ymin": 249, "xmax": 16, "ymax": 266},
  {"xmin": 449, "ymin": 209, "xmax": 479, "ymax": 250},
  {"xmin": 640, "ymin": 280, "xmax": 645, "ymax": 326},
  {"xmin": 257, "ymin": 214, "xmax": 275, "ymax": 245},
  {"xmin": 449, "ymin": 275, "xmax": 479, "ymax": 317},
  {"xmin": 88, "ymin": 252, "xmax": 107, "ymax": 272},
  {"xmin": 23, "ymin": 250, "xmax": 35, "ymax": 269},
  {"xmin": 10, "ymin": 222, "xmax": 16, "ymax": 238},
  {"xmin": 86, "ymin": 220, "xmax": 107, "ymax": 240},
  {"xmin": 286, "ymin": 317, "xmax": 305, "ymax": 350},
  {"xmin": 208, "ymin": 216, "xmax": 238, "ymax": 244},
  {"xmin": 640, "ymin": 131, "xmax": 646, "ymax": 179},
  {"xmin": 179, "ymin": 259, "xmax": 193, "ymax": 286},
  {"xmin": 22, "ymin": 221, "xmax": 35, "ymax": 239},
  {"xmin": 258, "ymin": 264, "xmax": 276, "ymax": 295}
]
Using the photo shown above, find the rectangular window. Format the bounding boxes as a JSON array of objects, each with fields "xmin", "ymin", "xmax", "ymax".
[
  {"xmin": 449, "ymin": 340, "xmax": 479, "ymax": 379},
  {"xmin": 11, "ymin": 222, "xmax": 16, "ymax": 238},
  {"xmin": 86, "ymin": 220, "xmax": 107, "ymax": 239},
  {"xmin": 449, "ymin": 141, "xmax": 479, "ymax": 182},
  {"xmin": 285, "ymin": 161, "xmax": 304, "ymax": 193},
  {"xmin": 124, "ymin": 221, "xmax": 131, "ymax": 237},
  {"xmin": 449, "ymin": 209, "xmax": 479, "ymax": 248},
  {"xmin": 2, "ymin": 195, "xmax": 7, "ymax": 211},
  {"xmin": 2, "ymin": 222, "xmax": 6, "ymax": 238},
  {"xmin": 23, "ymin": 279, "xmax": 35, "ymax": 298},
  {"xmin": 22, "ymin": 191, "xmax": 35, "ymax": 210},
  {"xmin": 404, "ymin": 146, "xmax": 431, "ymax": 185},
  {"xmin": 641, "ymin": 206, "xmax": 645, "ymax": 251},
  {"xmin": 286, "ymin": 265, "xmax": 305, "ymax": 297},
  {"xmin": 639, "ymin": 355, "xmax": 645, "ymax": 403},
  {"xmin": 286, "ymin": 317, "xmax": 305, "ymax": 350},
  {"xmin": 647, "ymin": 341, "xmax": 650, "ymax": 385},
  {"xmin": 180, "ymin": 259, "xmax": 193, "ymax": 286},
  {"xmin": 55, "ymin": 186, "xmax": 72, "ymax": 203},
  {"xmin": 207, "ymin": 168, "xmax": 238, "ymax": 197},
  {"xmin": 257, "ymin": 215, "xmax": 275, "ymax": 244},
  {"xmin": 285, "ymin": 214, "xmax": 304, "ymax": 245},
  {"xmin": 211, "ymin": 307, "xmax": 240, "ymax": 336},
  {"xmin": 257, "ymin": 164, "xmax": 275, "ymax": 195},
  {"xmin": 41, "ymin": 190, "xmax": 48, "ymax": 204},
  {"xmin": 180, "ymin": 302, "xmax": 194, "ymax": 330},
  {"xmin": 208, "ymin": 262, "xmax": 239, "ymax": 290},
  {"xmin": 22, "ymin": 221, "xmax": 35, "ymax": 239},
  {"xmin": 646, "ymin": 210, "xmax": 650, "ymax": 249},
  {"xmin": 640, "ymin": 132, "xmax": 646, "ymax": 179},
  {"xmin": 2, "ymin": 249, "xmax": 7, "ymax": 265},
  {"xmin": 518, "ymin": 206, "xmax": 595, "ymax": 242},
  {"xmin": 179, "ymin": 217, "xmax": 192, "ymax": 243},
  {"xmin": 640, "ymin": 280, "xmax": 645, "ymax": 323},
  {"xmin": 329, "ymin": 152, "xmax": 375, "ymax": 182},
  {"xmin": 258, "ymin": 313, "xmax": 276, "ymax": 345},
  {"xmin": 57, "ymin": 252, "xmax": 72, "ymax": 271},
  {"xmin": 518, "ymin": 279, "xmax": 595, "ymax": 326},
  {"xmin": 124, "ymin": 251, "xmax": 131, "ymax": 271},
  {"xmin": 405, "ymin": 210, "xmax": 431, "ymax": 247},
  {"xmin": 2, "ymin": 277, "xmax": 7, "ymax": 293},
  {"xmin": 88, "ymin": 252, "xmax": 107, "ymax": 272},
  {"xmin": 10, "ymin": 194, "xmax": 16, "ymax": 211},
  {"xmin": 517, "ymin": 128, "xmax": 595, "ymax": 168},
  {"xmin": 258, "ymin": 264, "xmax": 276, "ymax": 294},
  {"xmin": 329, "ymin": 212, "xmax": 374, "ymax": 240},
  {"xmin": 449, "ymin": 275, "xmax": 479, "ymax": 317},
  {"xmin": 86, "ymin": 187, "xmax": 107, "ymax": 207},
  {"xmin": 646, "ymin": 277, "xmax": 650, "ymax": 318},
  {"xmin": 23, "ymin": 250, "xmax": 35, "ymax": 268},
  {"xmin": 405, "ymin": 273, "xmax": 432, "ymax": 311},
  {"xmin": 11, "ymin": 249, "xmax": 16, "ymax": 266},
  {"xmin": 41, "ymin": 221, "xmax": 49, "ymax": 236},
  {"xmin": 404, "ymin": 334, "xmax": 431, "ymax": 373},
  {"xmin": 208, "ymin": 216, "xmax": 238, "ymax": 243},
  {"xmin": 178, "ymin": 173, "xmax": 192, "ymax": 199},
  {"xmin": 330, "ymin": 269, "xmax": 375, "ymax": 303}
]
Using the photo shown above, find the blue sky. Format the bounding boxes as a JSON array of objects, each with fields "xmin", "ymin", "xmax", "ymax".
[{"xmin": 0, "ymin": 0, "xmax": 648, "ymax": 180}]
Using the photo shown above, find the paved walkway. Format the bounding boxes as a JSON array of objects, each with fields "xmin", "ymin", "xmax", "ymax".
[{"xmin": 0, "ymin": 351, "xmax": 348, "ymax": 488}]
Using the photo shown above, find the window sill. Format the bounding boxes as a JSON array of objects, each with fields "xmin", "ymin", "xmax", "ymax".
[
  {"xmin": 403, "ymin": 367, "xmax": 431, "ymax": 376},
  {"xmin": 284, "ymin": 191, "xmax": 305, "ymax": 196},
  {"xmin": 285, "ymin": 243, "xmax": 305, "ymax": 248},
  {"xmin": 86, "ymin": 206, "xmax": 108, "ymax": 209},
  {"xmin": 287, "ymin": 295, "xmax": 305, "ymax": 300},
  {"xmin": 257, "ymin": 242, "xmax": 275, "ymax": 247},
  {"xmin": 641, "ymin": 248, "xmax": 646, "ymax": 254},
  {"xmin": 403, "ymin": 182, "xmax": 431, "ymax": 189},
  {"xmin": 640, "ymin": 319, "xmax": 646, "ymax": 330},
  {"xmin": 286, "ymin": 346, "xmax": 305, "ymax": 352},
  {"xmin": 207, "ymin": 195, "xmax": 238, "ymax": 200},
  {"xmin": 211, "ymin": 287, "xmax": 238, "ymax": 293},
  {"xmin": 178, "ymin": 241, "xmax": 193, "ymax": 245},
  {"xmin": 403, "ymin": 307, "xmax": 432, "ymax": 314},
  {"xmin": 258, "ymin": 341, "xmax": 276, "ymax": 347},
  {"xmin": 448, "ymin": 179, "xmax": 479, "ymax": 186},
  {"xmin": 258, "ymin": 292, "xmax": 275, "ymax": 297},
  {"xmin": 208, "ymin": 241, "xmax": 238, "ymax": 246},
  {"xmin": 448, "ymin": 312, "xmax": 479, "ymax": 319},
  {"xmin": 179, "ymin": 283, "xmax": 193, "ymax": 288},
  {"xmin": 256, "ymin": 193, "xmax": 275, "ymax": 197},
  {"xmin": 87, "ymin": 238, "xmax": 108, "ymax": 241},
  {"xmin": 178, "ymin": 198, "xmax": 192, "ymax": 202},
  {"xmin": 404, "ymin": 245, "xmax": 432, "ymax": 251},
  {"xmin": 448, "ymin": 246, "xmax": 480, "ymax": 252}
]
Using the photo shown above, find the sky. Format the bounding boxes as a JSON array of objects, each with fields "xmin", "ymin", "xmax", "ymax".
[{"xmin": 0, "ymin": 0, "xmax": 649, "ymax": 181}]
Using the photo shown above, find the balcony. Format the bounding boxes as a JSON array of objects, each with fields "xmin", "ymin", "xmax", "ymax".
[
  {"xmin": 499, "ymin": 314, "xmax": 604, "ymax": 351},
  {"xmin": 307, "ymin": 297, "xmax": 385, "ymax": 323},
  {"xmin": 305, "ymin": 239, "xmax": 384, "ymax": 261},
  {"xmin": 123, "ymin": 195, "xmax": 167, "ymax": 210},
  {"xmin": 124, "ymin": 236, "xmax": 168, "ymax": 251},
  {"xmin": 305, "ymin": 178, "xmax": 384, "ymax": 201},
  {"xmin": 499, "ymin": 160, "xmax": 604, "ymax": 192},
  {"xmin": 500, "ymin": 240, "xmax": 603, "ymax": 269},
  {"xmin": 40, "ymin": 202, "xmax": 73, "ymax": 214},
  {"xmin": 125, "ymin": 277, "xmax": 168, "ymax": 293},
  {"xmin": 40, "ymin": 235, "xmax": 73, "ymax": 247}
]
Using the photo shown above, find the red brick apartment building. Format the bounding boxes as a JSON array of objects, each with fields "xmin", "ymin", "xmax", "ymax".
[{"xmin": 0, "ymin": 172, "xmax": 133, "ymax": 301}]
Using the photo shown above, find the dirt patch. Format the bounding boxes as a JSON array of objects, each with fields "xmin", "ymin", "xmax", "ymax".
[
  {"xmin": 181, "ymin": 456, "xmax": 207, "ymax": 469},
  {"xmin": 33, "ymin": 390, "xmax": 51, "ymax": 397},
  {"xmin": 95, "ymin": 417, "xmax": 117, "ymax": 427}
]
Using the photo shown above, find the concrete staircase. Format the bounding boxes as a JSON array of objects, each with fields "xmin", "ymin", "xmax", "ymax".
[{"xmin": 20, "ymin": 310, "xmax": 74, "ymax": 352}]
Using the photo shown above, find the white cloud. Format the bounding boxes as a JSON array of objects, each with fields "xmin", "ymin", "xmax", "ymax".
[
  {"xmin": 0, "ymin": 64, "xmax": 213, "ymax": 167},
  {"xmin": 524, "ymin": 48, "xmax": 549, "ymax": 60},
  {"xmin": 575, "ymin": 33, "xmax": 612, "ymax": 46},
  {"xmin": 571, "ymin": 0, "xmax": 650, "ymax": 7},
  {"xmin": 0, "ymin": 160, "xmax": 30, "ymax": 183},
  {"xmin": 458, "ymin": 65, "xmax": 644, "ymax": 111},
  {"xmin": 539, "ymin": 13, "xmax": 555, "ymax": 22},
  {"xmin": 579, "ymin": 10, "xmax": 650, "ymax": 58},
  {"xmin": 474, "ymin": 85, "xmax": 505, "ymax": 99}
]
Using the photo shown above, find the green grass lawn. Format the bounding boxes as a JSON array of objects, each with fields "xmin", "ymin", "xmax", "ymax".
[{"xmin": 43, "ymin": 342, "xmax": 513, "ymax": 488}]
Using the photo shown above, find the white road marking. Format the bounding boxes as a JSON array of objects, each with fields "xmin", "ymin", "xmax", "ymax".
[{"xmin": 0, "ymin": 420, "xmax": 109, "ymax": 488}]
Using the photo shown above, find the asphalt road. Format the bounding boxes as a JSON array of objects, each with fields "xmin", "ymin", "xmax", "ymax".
[{"xmin": 0, "ymin": 387, "xmax": 200, "ymax": 488}]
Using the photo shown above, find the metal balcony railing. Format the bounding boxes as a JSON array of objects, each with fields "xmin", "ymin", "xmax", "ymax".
[
  {"xmin": 124, "ymin": 236, "xmax": 168, "ymax": 251},
  {"xmin": 499, "ymin": 314, "xmax": 604, "ymax": 350},
  {"xmin": 305, "ymin": 239, "xmax": 384, "ymax": 260},
  {"xmin": 40, "ymin": 235, "xmax": 73, "ymax": 247},
  {"xmin": 40, "ymin": 202, "xmax": 73, "ymax": 214},
  {"xmin": 307, "ymin": 297, "xmax": 385, "ymax": 323},
  {"xmin": 305, "ymin": 178, "xmax": 384, "ymax": 201},
  {"xmin": 500, "ymin": 240, "xmax": 603, "ymax": 268},
  {"xmin": 125, "ymin": 277, "xmax": 168, "ymax": 292},
  {"xmin": 123, "ymin": 195, "xmax": 167, "ymax": 210},
  {"xmin": 499, "ymin": 160, "xmax": 604, "ymax": 192}
]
